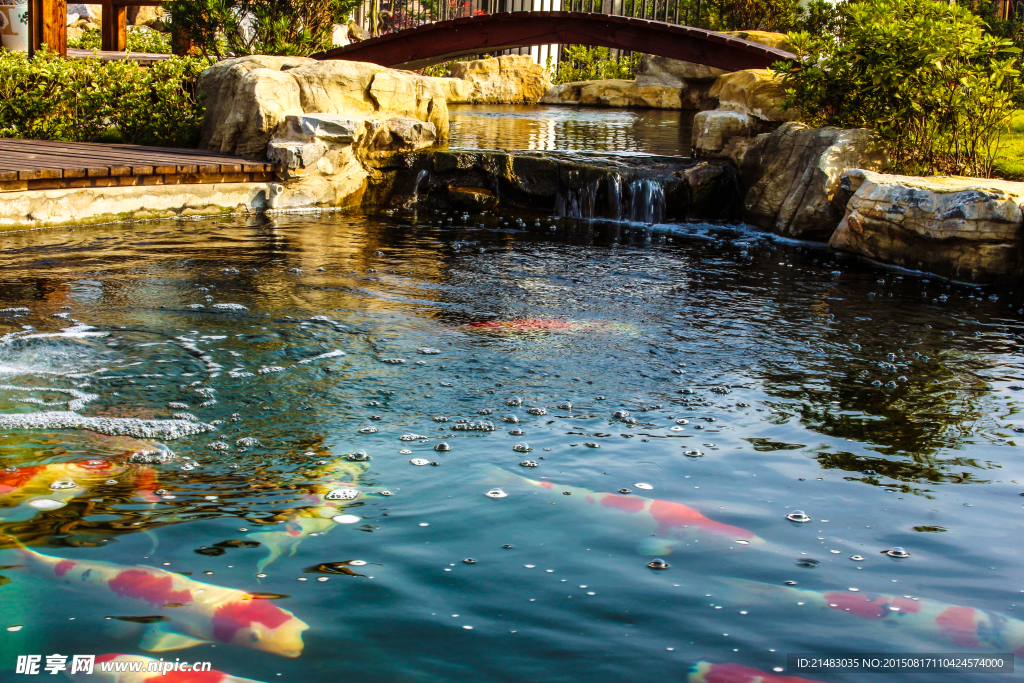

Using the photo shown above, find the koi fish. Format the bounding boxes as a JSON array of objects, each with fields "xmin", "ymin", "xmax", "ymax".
[
  {"xmin": 488, "ymin": 467, "xmax": 760, "ymax": 553},
  {"xmin": 722, "ymin": 579, "xmax": 1024, "ymax": 656},
  {"xmin": 0, "ymin": 457, "xmax": 160, "ymax": 516},
  {"xmin": 7, "ymin": 542, "xmax": 308, "ymax": 657},
  {"xmin": 72, "ymin": 654, "xmax": 266, "ymax": 683},
  {"xmin": 247, "ymin": 456, "xmax": 373, "ymax": 573},
  {"xmin": 462, "ymin": 319, "xmax": 637, "ymax": 334},
  {"xmin": 689, "ymin": 661, "xmax": 824, "ymax": 683}
]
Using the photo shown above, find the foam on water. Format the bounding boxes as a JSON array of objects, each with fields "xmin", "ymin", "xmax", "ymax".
[
  {"xmin": 0, "ymin": 410, "xmax": 216, "ymax": 438},
  {"xmin": 0, "ymin": 385, "xmax": 98, "ymax": 411}
]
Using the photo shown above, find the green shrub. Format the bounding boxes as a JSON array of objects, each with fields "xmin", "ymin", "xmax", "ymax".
[
  {"xmin": 163, "ymin": 0, "xmax": 362, "ymax": 60},
  {"xmin": 549, "ymin": 46, "xmax": 640, "ymax": 84},
  {"xmin": 0, "ymin": 49, "xmax": 205, "ymax": 146},
  {"xmin": 69, "ymin": 26, "xmax": 173, "ymax": 53},
  {"xmin": 775, "ymin": 0, "xmax": 1021, "ymax": 177}
]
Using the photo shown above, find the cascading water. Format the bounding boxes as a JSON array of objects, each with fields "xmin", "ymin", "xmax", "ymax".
[
  {"xmin": 411, "ymin": 169, "xmax": 430, "ymax": 208},
  {"xmin": 627, "ymin": 178, "xmax": 665, "ymax": 224},
  {"xmin": 554, "ymin": 178, "xmax": 600, "ymax": 219},
  {"xmin": 607, "ymin": 173, "xmax": 622, "ymax": 221}
]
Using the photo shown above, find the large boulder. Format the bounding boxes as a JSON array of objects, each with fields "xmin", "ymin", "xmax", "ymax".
[
  {"xmin": 710, "ymin": 69, "xmax": 793, "ymax": 122},
  {"xmin": 128, "ymin": 6, "xmax": 166, "ymax": 27},
  {"xmin": 447, "ymin": 55, "xmax": 551, "ymax": 104},
  {"xmin": 636, "ymin": 54, "xmax": 727, "ymax": 86},
  {"xmin": 540, "ymin": 80, "xmax": 682, "ymax": 109},
  {"xmin": 725, "ymin": 122, "xmax": 890, "ymax": 239},
  {"xmin": 198, "ymin": 56, "xmax": 452, "ymax": 159},
  {"xmin": 830, "ymin": 170, "xmax": 1024, "ymax": 282}
]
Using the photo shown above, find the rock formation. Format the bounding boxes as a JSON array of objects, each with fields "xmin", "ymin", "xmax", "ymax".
[
  {"xmin": 830, "ymin": 169, "xmax": 1024, "ymax": 281},
  {"xmin": 725, "ymin": 122, "xmax": 890, "ymax": 239},
  {"xmin": 447, "ymin": 56, "xmax": 551, "ymax": 104}
]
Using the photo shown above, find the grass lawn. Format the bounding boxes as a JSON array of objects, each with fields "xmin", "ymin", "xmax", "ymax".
[{"xmin": 993, "ymin": 110, "xmax": 1024, "ymax": 181}]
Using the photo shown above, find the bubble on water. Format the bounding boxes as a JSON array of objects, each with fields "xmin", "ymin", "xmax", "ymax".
[
  {"xmin": 526, "ymin": 408, "xmax": 547, "ymax": 416},
  {"xmin": 509, "ymin": 429, "xmax": 524, "ymax": 436},
  {"xmin": 647, "ymin": 559, "xmax": 669, "ymax": 570},
  {"xmin": 786, "ymin": 510, "xmax": 812, "ymax": 523},
  {"xmin": 332, "ymin": 514, "xmax": 361, "ymax": 524},
  {"xmin": 49, "ymin": 479, "xmax": 77, "ymax": 490},
  {"xmin": 410, "ymin": 459, "xmax": 430, "ymax": 466},
  {"xmin": 462, "ymin": 558, "xmax": 476, "ymax": 565},
  {"xmin": 634, "ymin": 483, "xmax": 653, "ymax": 490},
  {"xmin": 326, "ymin": 488, "xmax": 360, "ymax": 501},
  {"xmin": 433, "ymin": 416, "xmax": 449, "ymax": 422},
  {"xmin": 181, "ymin": 464, "xmax": 195, "ymax": 471},
  {"xmin": 796, "ymin": 558, "xmax": 820, "ymax": 568},
  {"xmin": 485, "ymin": 488, "xmax": 507, "ymax": 499},
  {"xmin": 502, "ymin": 415, "xmax": 520, "ymax": 423},
  {"xmin": 379, "ymin": 490, "xmax": 393, "ymax": 496},
  {"xmin": 850, "ymin": 555, "xmax": 865, "ymax": 561},
  {"xmin": 519, "ymin": 461, "xmax": 538, "ymax": 468},
  {"xmin": 675, "ymin": 418, "xmax": 689, "ymax": 425},
  {"xmin": 380, "ymin": 358, "xmax": 406, "ymax": 365},
  {"xmin": 434, "ymin": 442, "xmax": 451, "ymax": 452},
  {"xmin": 506, "ymin": 397, "xmax": 523, "ymax": 406},
  {"xmin": 399, "ymin": 449, "xmax": 412, "ymax": 455},
  {"xmin": 557, "ymin": 402, "xmax": 572, "ymax": 410},
  {"xmin": 0, "ymin": 411, "xmax": 215, "ymax": 439},
  {"xmin": 212, "ymin": 303, "xmax": 248, "ymax": 312},
  {"xmin": 27, "ymin": 498, "xmax": 66, "ymax": 510},
  {"xmin": 6, "ymin": 625, "xmax": 24, "ymax": 632},
  {"xmin": 451, "ymin": 421, "xmax": 494, "ymax": 432},
  {"xmin": 359, "ymin": 427, "xmax": 379, "ymax": 434},
  {"xmin": 618, "ymin": 488, "xmax": 632, "ymax": 494},
  {"xmin": 258, "ymin": 366, "xmax": 286, "ymax": 375},
  {"xmin": 187, "ymin": 304, "xmax": 205, "ymax": 310},
  {"xmin": 613, "ymin": 410, "xmax": 630, "ymax": 419},
  {"xmin": 418, "ymin": 348, "xmax": 441, "ymax": 355},
  {"xmin": 684, "ymin": 450, "xmax": 704, "ymax": 458},
  {"xmin": 235, "ymin": 437, "xmax": 260, "ymax": 448},
  {"xmin": 430, "ymin": 461, "xmax": 441, "ymax": 466},
  {"xmin": 208, "ymin": 441, "xmax": 230, "ymax": 451},
  {"xmin": 886, "ymin": 547, "xmax": 911, "ymax": 558},
  {"xmin": 346, "ymin": 450, "xmax": 371, "ymax": 462},
  {"xmin": 562, "ymin": 491, "xmax": 571, "ymax": 496},
  {"xmin": 105, "ymin": 479, "xmax": 117, "ymax": 484}
]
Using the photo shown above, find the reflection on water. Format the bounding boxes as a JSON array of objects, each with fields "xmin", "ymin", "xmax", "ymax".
[
  {"xmin": 0, "ymin": 214, "xmax": 1023, "ymax": 682},
  {"xmin": 448, "ymin": 104, "xmax": 694, "ymax": 156}
]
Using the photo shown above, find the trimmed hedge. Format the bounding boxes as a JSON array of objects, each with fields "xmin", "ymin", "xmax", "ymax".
[{"xmin": 0, "ymin": 49, "xmax": 205, "ymax": 147}]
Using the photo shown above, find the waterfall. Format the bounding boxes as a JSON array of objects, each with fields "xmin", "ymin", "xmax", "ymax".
[
  {"xmin": 554, "ymin": 178, "xmax": 600, "ymax": 219},
  {"xmin": 411, "ymin": 169, "xmax": 429, "ymax": 207},
  {"xmin": 607, "ymin": 173, "xmax": 623, "ymax": 221},
  {"xmin": 627, "ymin": 178, "xmax": 665, "ymax": 224}
]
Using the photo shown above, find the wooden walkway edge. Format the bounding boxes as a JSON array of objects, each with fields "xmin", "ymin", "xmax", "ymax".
[{"xmin": 0, "ymin": 139, "xmax": 277, "ymax": 193}]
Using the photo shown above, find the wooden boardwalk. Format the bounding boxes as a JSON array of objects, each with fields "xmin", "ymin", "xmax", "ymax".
[{"xmin": 0, "ymin": 139, "xmax": 277, "ymax": 193}]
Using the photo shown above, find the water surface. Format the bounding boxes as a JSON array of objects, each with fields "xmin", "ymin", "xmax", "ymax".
[{"xmin": 0, "ymin": 214, "xmax": 1022, "ymax": 682}]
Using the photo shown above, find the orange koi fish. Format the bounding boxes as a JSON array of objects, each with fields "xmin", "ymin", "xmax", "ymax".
[
  {"xmin": 8, "ymin": 542, "xmax": 308, "ymax": 657},
  {"xmin": 489, "ymin": 468, "xmax": 760, "ymax": 553},
  {"xmin": 689, "ymin": 661, "xmax": 825, "ymax": 683},
  {"xmin": 0, "ymin": 457, "xmax": 160, "ymax": 514},
  {"xmin": 71, "ymin": 654, "xmax": 266, "ymax": 683}
]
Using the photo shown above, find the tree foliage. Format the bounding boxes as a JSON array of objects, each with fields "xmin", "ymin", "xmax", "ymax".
[
  {"xmin": 549, "ymin": 46, "xmax": 641, "ymax": 84},
  {"xmin": 162, "ymin": 0, "xmax": 362, "ymax": 60},
  {"xmin": 775, "ymin": 0, "xmax": 1020, "ymax": 177}
]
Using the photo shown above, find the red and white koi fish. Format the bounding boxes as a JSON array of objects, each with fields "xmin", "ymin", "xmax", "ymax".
[
  {"xmin": 462, "ymin": 319, "xmax": 637, "ymax": 334},
  {"xmin": 247, "ymin": 456, "xmax": 372, "ymax": 573},
  {"xmin": 722, "ymin": 579, "xmax": 1024, "ymax": 656},
  {"xmin": 71, "ymin": 654, "xmax": 266, "ymax": 683},
  {"xmin": 488, "ymin": 468, "xmax": 760, "ymax": 553},
  {"xmin": 8, "ymin": 542, "xmax": 308, "ymax": 657},
  {"xmin": 689, "ymin": 661, "xmax": 825, "ymax": 683}
]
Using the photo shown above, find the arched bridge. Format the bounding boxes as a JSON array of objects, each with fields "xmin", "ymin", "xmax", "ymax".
[{"xmin": 311, "ymin": 11, "xmax": 797, "ymax": 71}]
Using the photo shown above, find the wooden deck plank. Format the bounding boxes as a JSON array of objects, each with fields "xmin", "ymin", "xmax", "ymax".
[{"xmin": 0, "ymin": 139, "xmax": 276, "ymax": 184}]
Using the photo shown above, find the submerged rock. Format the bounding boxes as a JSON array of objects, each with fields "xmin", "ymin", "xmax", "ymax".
[
  {"xmin": 448, "ymin": 186, "xmax": 499, "ymax": 212},
  {"xmin": 830, "ymin": 169, "xmax": 1024, "ymax": 282},
  {"xmin": 725, "ymin": 122, "xmax": 889, "ymax": 239}
]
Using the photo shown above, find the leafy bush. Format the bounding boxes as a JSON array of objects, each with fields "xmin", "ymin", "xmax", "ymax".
[
  {"xmin": 775, "ymin": 0, "xmax": 1021, "ymax": 177},
  {"xmin": 69, "ymin": 26, "xmax": 173, "ymax": 53},
  {"xmin": 549, "ymin": 46, "xmax": 640, "ymax": 84},
  {"xmin": 0, "ymin": 49, "xmax": 205, "ymax": 146},
  {"xmin": 163, "ymin": 0, "xmax": 362, "ymax": 60}
]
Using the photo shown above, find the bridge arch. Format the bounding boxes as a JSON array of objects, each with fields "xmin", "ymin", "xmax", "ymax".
[{"xmin": 312, "ymin": 11, "xmax": 796, "ymax": 71}]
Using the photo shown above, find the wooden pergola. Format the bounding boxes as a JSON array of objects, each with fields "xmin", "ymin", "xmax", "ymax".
[{"xmin": 28, "ymin": 0, "xmax": 167, "ymax": 56}]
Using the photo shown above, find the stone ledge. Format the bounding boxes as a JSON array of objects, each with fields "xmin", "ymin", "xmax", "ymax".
[{"xmin": 0, "ymin": 182, "xmax": 275, "ymax": 231}]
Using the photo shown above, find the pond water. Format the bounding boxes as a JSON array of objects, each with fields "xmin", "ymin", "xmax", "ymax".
[
  {"xmin": 0, "ymin": 213, "xmax": 1023, "ymax": 682},
  {"xmin": 447, "ymin": 104, "xmax": 694, "ymax": 157}
]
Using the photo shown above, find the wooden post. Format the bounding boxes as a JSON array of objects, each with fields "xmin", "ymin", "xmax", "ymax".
[
  {"xmin": 28, "ymin": 0, "xmax": 67, "ymax": 57},
  {"xmin": 100, "ymin": 0, "xmax": 127, "ymax": 51}
]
